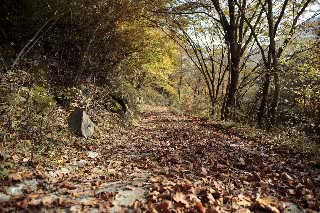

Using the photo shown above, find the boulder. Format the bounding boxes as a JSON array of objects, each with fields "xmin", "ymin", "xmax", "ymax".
[{"xmin": 68, "ymin": 108, "xmax": 94, "ymax": 138}]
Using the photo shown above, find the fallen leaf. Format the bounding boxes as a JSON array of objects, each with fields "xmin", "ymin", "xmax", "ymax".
[
  {"xmin": 149, "ymin": 176, "xmax": 162, "ymax": 183},
  {"xmin": 237, "ymin": 199, "xmax": 252, "ymax": 207},
  {"xmin": 205, "ymin": 206, "xmax": 221, "ymax": 213},
  {"xmin": 42, "ymin": 196, "xmax": 55, "ymax": 206},
  {"xmin": 255, "ymin": 197, "xmax": 281, "ymax": 213},
  {"xmin": 173, "ymin": 192, "xmax": 190, "ymax": 207},
  {"xmin": 22, "ymin": 158, "xmax": 30, "ymax": 163},
  {"xmin": 11, "ymin": 155, "xmax": 19, "ymax": 162},
  {"xmin": 29, "ymin": 198, "xmax": 41, "ymax": 206},
  {"xmin": 201, "ymin": 167, "xmax": 208, "ymax": 175},
  {"xmin": 281, "ymin": 173, "xmax": 293, "ymax": 180},
  {"xmin": 132, "ymin": 200, "xmax": 142, "ymax": 209},
  {"xmin": 9, "ymin": 173, "xmax": 22, "ymax": 181},
  {"xmin": 239, "ymin": 158, "xmax": 245, "ymax": 165},
  {"xmin": 81, "ymin": 198, "xmax": 98, "ymax": 206},
  {"xmin": 287, "ymin": 189, "xmax": 296, "ymax": 195},
  {"xmin": 157, "ymin": 200, "xmax": 172, "ymax": 213},
  {"xmin": 87, "ymin": 151, "xmax": 99, "ymax": 159},
  {"xmin": 196, "ymin": 201, "xmax": 205, "ymax": 213}
]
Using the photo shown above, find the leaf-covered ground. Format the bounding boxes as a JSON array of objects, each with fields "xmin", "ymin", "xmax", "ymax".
[{"xmin": 0, "ymin": 105, "xmax": 319, "ymax": 212}]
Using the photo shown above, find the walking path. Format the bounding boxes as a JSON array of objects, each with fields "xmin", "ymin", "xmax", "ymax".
[{"xmin": 0, "ymin": 106, "xmax": 319, "ymax": 212}]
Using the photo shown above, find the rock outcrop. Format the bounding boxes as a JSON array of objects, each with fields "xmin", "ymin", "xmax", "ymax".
[{"xmin": 68, "ymin": 108, "xmax": 94, "ymax": 138}]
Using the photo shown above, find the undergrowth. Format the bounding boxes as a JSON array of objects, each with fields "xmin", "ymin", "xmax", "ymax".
[
  {"xmin": 0, "ymin": 68, "xmax": 131, "ymax": 170},
  {"xmin": 210, "ymin": 120, "xmax": 320, "ymax": 156}
]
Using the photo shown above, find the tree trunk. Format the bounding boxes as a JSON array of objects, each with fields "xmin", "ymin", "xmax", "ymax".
[
  {"xmin": 220, "ymin": 79, "xmax": 229, "ymax": 120},
  {"xmin": 178, "ymin": 74, "xmax": 182, "ymax": 100},
  {"xmin": 223, "ymin": 43, "xmax": 240, "ymax": 120},
  {"xmin": 257, "ymin": 73, "xmax": 270, "ymax": 127},
  {"xmin": 222, "ymin": 0, "xmax": 242, "ymax": 120},
  {"xmin": 224, "ymin": 63, "xmax": 239, "ymax": 119},
  {"xmin": 270, "ymin": 71, "xmax": 279, "ymax": 126}
]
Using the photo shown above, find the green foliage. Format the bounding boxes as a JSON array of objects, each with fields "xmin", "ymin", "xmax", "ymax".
[
  {"xmin": 31, "ymin": 85, "xmax": 55, "ymax": 110},
  {"xmin": 115, "ymin": 28, "xmax": 181, "ymax": 107},
  {"xmin": 171, "ymin": 89, "xmax": 211, "ymax": 116},
  {"xmin": 278, "ymin": 38, "xmax": 320, "ymax": 130},
  {"xmin": 0, "ymin": 0, "xmax": 173, "ymax": 84},
  {"xmin": 30, "ymin": 64, "xmax": 49, "ymax": 86},
  {"xmin": 0, "ymin": 71, "xmax": 59, "ymax": 139},
  {"xmin": 54, "ymin": 88, "xmax": 76, "ymax": 108},
  {"xmin": 0, "ymin": 162, "xmax": 13, "ymax": 179}
]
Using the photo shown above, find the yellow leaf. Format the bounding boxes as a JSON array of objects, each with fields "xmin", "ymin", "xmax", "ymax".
[
  {"xmin": 73, "ymin": 193, "xmax": 80, "ymax": 198},
  {"xmin": 237, "ymin": 199, "xmax": 252, "ymax": 207}
]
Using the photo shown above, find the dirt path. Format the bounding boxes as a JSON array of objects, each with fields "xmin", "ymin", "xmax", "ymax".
[{"xmin": 0, "ymin": 106, "xmax": 319, "ymax": 212}]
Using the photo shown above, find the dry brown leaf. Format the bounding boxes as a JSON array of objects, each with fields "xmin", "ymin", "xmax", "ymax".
[
  {"xmin": 149, "ymin": 176, "xmax": 162, "ymax": 183},
  {"xmin": 162, "ymin": 178, "xmax": 176, "ymax": 186},
  {"xmin": 237, "ymin": 209, "xmax": 251, "ymax": 213},
  {"xmin": 42, "ymin": 196, "xmax": 55, "ymax": 206},
  {"xmin": 173, "ymin": 192, "xmax": 190, "ymax": 207},
  {"xmin": 28, "ymin": 197, "xmax": 41, "ymax": 206},
  {"xmin": 143, "ymin": 202, "xmax": 157, "ymax": 213},
  {"xmin": 132, "ymin": 200, "xmax": 142, "ymax": 209},
  {"xmin": 157, "ymin": 200, "xmax": 172, "ymax": 213},
  {"xmin": 195, "ymin": 201, "xmax": 205, "ymax": 213},
  {"xmin": 11, "ymin": 155, "xmax": 19, "ymax": 162},
  {"xmin": 237, "ymin": 199, "xmax": 252, "ymax": 207},
  {"xmin": 281, "ymin": 173, "xmax": 293, "ymax": 180},
  {"xmin": 255, "ymin": 197, "xmax": 281, "ymax": 213},
  {"xmin": 9, "ymin": 173, "xmax": 23, "ymax": 181},
  {"xmin": 81, "ymin": 198, "xmax": 99, "ymax": 206},
  {"xmin": 205, "ymin": 206, "xmax": 221, "ymax": 213},
  {"xmin": 239, "ymin": 158, "xmax": 246, "ymax": 165},
  {"xmin": 23, "ymin": 171, "xmax": 33, "ymax": 179},
  {"xmin": 287, "ymin": 189, "xmax": 296, "ymax": 195},
  {"xmin": 201, "ymin": 167, "xmax": 208, "ymax": 175},
  {"xmin": 150, "ymin": 183, "xmax": 160, "ymax": 191}
]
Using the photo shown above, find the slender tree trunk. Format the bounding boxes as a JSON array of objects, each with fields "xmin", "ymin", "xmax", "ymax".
[
  {"xmin": 316, "ymin": 104, "xmax": 320, "ymax": 129},
  {"xmin": 268, "ymin": 2, "xmax": 279, "ymax": 127},
  {"xmin": 258, "ymin": 0, "xmax": 281, "ymax": 128},
  {"xmin": 223, "ymin": 38, "xmax": 240, "ymax": 120},
  {"xmin": 221, "ymin": 76, "xmax": 230, "ymax": 120},
  {"xmin": 178, "ymin": 74, "xmax": 182, "ymax": 100},
  {"xmin": 257, "ymin": 73, "xmax": 270, "ymax": 127},
  {"xmin": 270, "ymin": 71, "xmax": 280, "ymax": 125},
  {"xmin": 224, "ymin": 58, "xmax": 239, "ymax": 119},
  {"xmin": 221, "ymin": 94, "xmax": 227, "ymax": 120}
]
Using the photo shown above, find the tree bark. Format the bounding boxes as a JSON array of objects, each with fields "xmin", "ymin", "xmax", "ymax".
[
  {"xmin": 224, "ymin": 54, "xmax": 240, "ymax": 119},
  {"xmin": 270, "ymin": 70, "xmax": 279, "ymax": 126},
  {"xmin": 257, "ymin": 73, "xmax": 270, "ymax": 127},
  {"xmin": 219, "ymin": 0, "xmax": 241, "ymax": 120}
]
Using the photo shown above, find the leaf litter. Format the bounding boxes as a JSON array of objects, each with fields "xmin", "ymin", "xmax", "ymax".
[{"xmin": 0, "ymin": 106, "xmax": 319, "ymax": 212}]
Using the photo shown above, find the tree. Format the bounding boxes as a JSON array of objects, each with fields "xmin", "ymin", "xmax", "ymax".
[
  {"xmin": 151, "ymin": 2, "xmax": 228, "ymax": 114},
  {"xmin": 279, "ymin": 26, "xmax": 320, "ymax": 130},
  {"xmin": 151, "ymin": 0, "xmax": 265, "ymax": 119},
  {"xmin": 114, "ymin": 27, "xmax": 181, "ymax": 106},
  {"xmin": 236, "ymin": 0, "xmax": 314, "ymax": 127}
]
